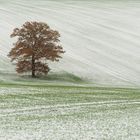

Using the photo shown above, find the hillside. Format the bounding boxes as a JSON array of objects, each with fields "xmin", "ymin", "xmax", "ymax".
[{"xmin": 0, "ymin": 0, "xmax": 140, "ymax": 86}]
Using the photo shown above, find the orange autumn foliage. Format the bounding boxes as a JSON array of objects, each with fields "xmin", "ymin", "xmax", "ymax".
[{"xmin": 8, "ymin": 21, "xmax": 65, "ymax": 77}]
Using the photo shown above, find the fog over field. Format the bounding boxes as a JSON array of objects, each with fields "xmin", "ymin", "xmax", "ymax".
[{"xmin": 0, "ymin": 0, "xmax": 140, "ymax": 86}]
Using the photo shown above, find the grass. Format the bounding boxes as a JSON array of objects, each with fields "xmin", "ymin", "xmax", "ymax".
[{"xmin": 0, "ymin": 81, "xmax": 140, "ymax": 139}]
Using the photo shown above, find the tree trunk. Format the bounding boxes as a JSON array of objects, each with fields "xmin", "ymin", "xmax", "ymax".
[{"xmin": 32, "ymin": 54, "xmax": 35, "ymax": 78}]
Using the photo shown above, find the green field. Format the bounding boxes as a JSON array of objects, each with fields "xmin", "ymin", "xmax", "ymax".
[{"xmin": 0, "ymin": 81, "xmax": 140, "ymax": 140}]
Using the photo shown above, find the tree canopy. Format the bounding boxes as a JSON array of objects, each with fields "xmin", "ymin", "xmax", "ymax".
[{"xmin": 8, "ymin": 21, "xmax": 65, "ymax": 77}]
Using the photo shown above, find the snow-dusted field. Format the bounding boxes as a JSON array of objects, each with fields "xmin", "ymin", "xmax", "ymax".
[
  {"xmin": 0, "ymin": 0, "xmax": 140, "ymax": 86},
  {"xmin": 0, "ymin": 83, "xmax": 140, "ymax": 140},
  {"xmin": 0, "ymin": 1, "xmax": 140, "ymax": 139}
]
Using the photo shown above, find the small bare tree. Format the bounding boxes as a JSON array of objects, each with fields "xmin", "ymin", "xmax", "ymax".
[{"xmin": 8, "ymin": 21, "xmax": 65, "ymax": 77}]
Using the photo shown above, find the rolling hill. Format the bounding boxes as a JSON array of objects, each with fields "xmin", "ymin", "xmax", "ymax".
[{"xmin": 0, "ymin": 0, "xmax": 140, "ymax": 86}]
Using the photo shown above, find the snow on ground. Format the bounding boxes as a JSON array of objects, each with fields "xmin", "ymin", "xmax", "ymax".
[
  {"xmin": 0, "ymin": 0, "xmax": 140, "ymax": 86},
  {"xmin": 0, "ymin": 1, "xmax": 140, "ymax": 139},
  {"xmin": 0, "ymin": 84, "xmax": 140, "ymax": 140}
]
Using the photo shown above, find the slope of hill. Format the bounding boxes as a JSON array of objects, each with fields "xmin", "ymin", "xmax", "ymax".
[{"xmin": 0, "ymin": 0, "xmax": 140, "ymax": 86}]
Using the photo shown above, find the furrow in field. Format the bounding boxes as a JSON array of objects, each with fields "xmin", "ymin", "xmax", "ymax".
[{"xmin": 0, "ymin": 100, "xmax": 139, "ymax": 117}]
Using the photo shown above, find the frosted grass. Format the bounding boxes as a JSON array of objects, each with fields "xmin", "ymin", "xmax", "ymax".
[{"xmin": 0, "ymin": 84, "xmax": 140, "ymax": 139}]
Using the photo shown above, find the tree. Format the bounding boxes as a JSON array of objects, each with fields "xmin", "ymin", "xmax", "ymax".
[{"xmin": 8, "ymin": 21, "xmax": 65, "ymax": 77}]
